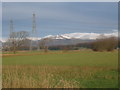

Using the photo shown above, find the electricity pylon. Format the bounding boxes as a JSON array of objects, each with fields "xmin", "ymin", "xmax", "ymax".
[
  {"xmin": 9, "ymin": 19, "xmax": 14, "ymax": 38},
  {"xmin": 30, "ymin": 13, "xmax": 40, "ymax": 51},
  {"xmin": 8, "ymin": 19, "xmax": 14, "ymax": 51}
]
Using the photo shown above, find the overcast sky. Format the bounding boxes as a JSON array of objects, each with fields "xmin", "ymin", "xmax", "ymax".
[{"xmin": 2, "ymin": 2, "xmax": 118, "ymax": 38}]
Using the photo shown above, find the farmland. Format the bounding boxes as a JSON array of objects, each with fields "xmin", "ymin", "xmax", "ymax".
[{"xmin": 2, "ymin": 50, "xmax": 118, "ymax": 88}]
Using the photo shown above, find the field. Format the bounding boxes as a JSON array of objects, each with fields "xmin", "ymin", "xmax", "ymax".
[{"xmin": 2, "ymin": 50, "xmax": 118, "ymax": 88}]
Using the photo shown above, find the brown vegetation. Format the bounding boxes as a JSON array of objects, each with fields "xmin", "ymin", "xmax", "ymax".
[
  {"xmin": 92, "ymin": 37, "xmax": 118, "ymax": 51},
  {"xmin": 2, "ymin": 65, "xmax": 116, "ymax": 88}
]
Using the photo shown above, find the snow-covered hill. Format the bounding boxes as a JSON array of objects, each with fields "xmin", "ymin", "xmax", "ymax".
[
  {"xmin": 43, "ymin": 32, "xmax": 118, "ymax": 40},
  {"xmin": 1, "ymin": 31, "xmax": 118, "ymax": 43}
]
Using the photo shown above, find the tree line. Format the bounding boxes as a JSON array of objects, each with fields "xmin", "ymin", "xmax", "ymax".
[{"xmin": 2, "ymin": 31, "xmax": 119, "ymax": 53}]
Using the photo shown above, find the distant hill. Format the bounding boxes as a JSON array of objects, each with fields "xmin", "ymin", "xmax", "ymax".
[{"xmin": 1, "ymin": 32, "xmax": 118, "ymax": 47}]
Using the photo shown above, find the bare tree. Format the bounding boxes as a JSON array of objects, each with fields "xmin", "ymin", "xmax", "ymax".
[
  {"xmin": 92, "ymin": 36, "xmax": 118, "ymax": 51},
  {"xmin": 8, "ymin": 31, "xmax": 29, "ymax": 54},
  {"xmin": 39, "ymin": 38, "xmax": 52, "ymax": 53},
  {"xmin": 15, "ymin": 31, "xmax": 29, "ymax": 50}
]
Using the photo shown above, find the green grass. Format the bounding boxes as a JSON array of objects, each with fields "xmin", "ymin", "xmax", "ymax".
[
  {"xmin": 2, "ymin": 50, "xmax": 118, "ymax": 88},
  {"xmin": 3, "ymin": 50, "xmax": 118, "ymax": 67}
]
